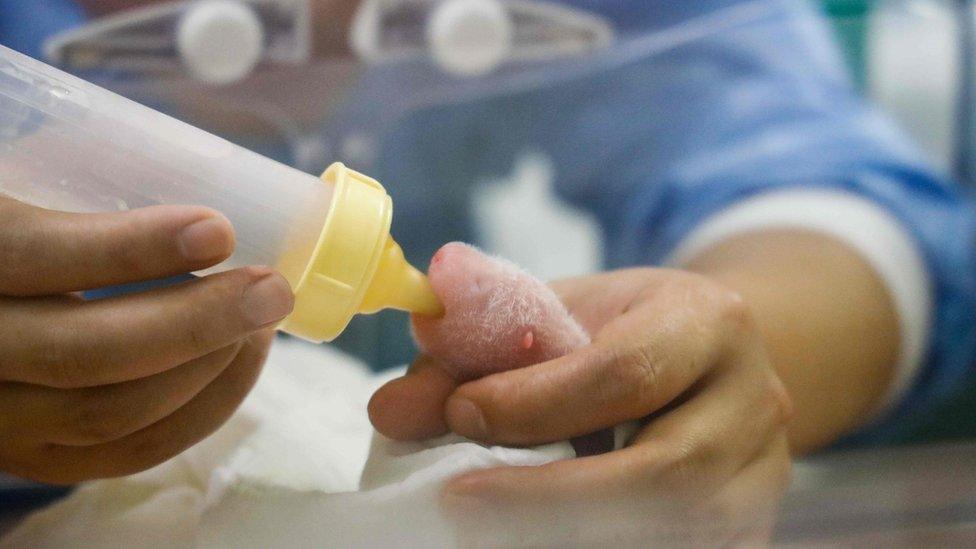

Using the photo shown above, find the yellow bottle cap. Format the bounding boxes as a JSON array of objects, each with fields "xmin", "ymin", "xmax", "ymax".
[{"xmin": 280, "ymin": 163, "xmax": 443, "ymax": 343}]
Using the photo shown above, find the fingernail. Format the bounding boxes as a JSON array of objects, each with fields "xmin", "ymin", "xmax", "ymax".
[
  {"xmin": 241, "ymin": 268, "xmax": 294, "ymax": 327},
  {"xmin": 446, "ymin": 397, "xmax": 488, "ymax": 440},
  {"xmin": 178, "ymin": 216, "xmax": 233, "ymax": 262}
]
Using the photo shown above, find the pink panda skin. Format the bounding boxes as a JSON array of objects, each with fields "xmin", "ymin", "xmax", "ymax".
[
  {"xmin": 411, "ymin": 242, "xmax": 613, "ymax": 456},
  {"xmin": 412, "ymin": 242, "xmax": 590, "ymax": 382}
]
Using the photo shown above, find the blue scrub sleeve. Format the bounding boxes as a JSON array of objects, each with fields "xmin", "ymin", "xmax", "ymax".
[{"xmin": 535, "ymin": 0, "xmax": 976, "ymax": 443}]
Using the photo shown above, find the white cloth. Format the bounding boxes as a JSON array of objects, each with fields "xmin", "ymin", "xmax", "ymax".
[{"xmin": 1, "ymin": 337, "xmax": 572, "ymax": 549}]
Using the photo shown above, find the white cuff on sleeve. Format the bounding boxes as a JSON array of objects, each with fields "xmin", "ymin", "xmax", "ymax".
[{"xmin": 666, "ymin": 189, "xmax": 932, "ymax": 419}]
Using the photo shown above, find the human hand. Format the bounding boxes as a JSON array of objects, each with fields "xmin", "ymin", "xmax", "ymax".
[
  {"xmin": 371, "ymin": 268, "xmax": 792, "ymax": 545},
  {"xmin": 0, "ymin": 197, "xmax": 293, "ymax": 484}
]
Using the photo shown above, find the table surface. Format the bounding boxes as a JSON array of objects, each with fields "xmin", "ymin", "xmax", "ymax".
[
  {"xmin": 2, "ymin": 442, "xmax": 975, "ymax": 544},
  {"xmin": 776, "ymin": 442, "xmax": 976, "ymax": 545}
]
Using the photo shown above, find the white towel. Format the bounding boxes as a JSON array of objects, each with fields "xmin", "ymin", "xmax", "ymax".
[{"xmin": 2, "ymin": 338, "xmax": 571, "ymax": 548}]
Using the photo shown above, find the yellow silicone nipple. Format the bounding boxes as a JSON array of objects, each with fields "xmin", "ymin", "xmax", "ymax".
[{"xmin": 360, "ymin": 237, "xmax": 443, "ymax": 316}]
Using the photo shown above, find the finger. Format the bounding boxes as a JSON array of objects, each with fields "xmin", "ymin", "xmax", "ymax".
[
  {"xmin": 368, "ymin": 355, "xmax": 458, "ymax": 441},
  {"xmin": 0, "ymin": 196, "xmax": 234, "ymax": 296},
  {"xmin": 0, "ymin": 267, "xmax": 293, "ymax": 388},
  {"xmin": 627, "ymin": 359, "xmax": 793, "ymax": 494},
  {"xmin": 548, "ymin": 269, "xmax": 660, "ymax": 335},
  {"xmin": 1, "ymin": 341, "xmax": 244, "ymax": 446},
  {"xmin": 444, "ymin": 358, "xmax": 790, "ymax": 508},
  {"xmin": 28, "ymin": 330, "xmax": 273, "ymax": 484},
  {"xmin": 444, "ymin": 290, "xmax": 737, "ymax": 444},
  {"xmin": 689, "ymin": 435, "xmax": 791, "ymax": 546},
  {"xmin": 446, "ymin": 434, "xmax": 789, "ymax": 549}
]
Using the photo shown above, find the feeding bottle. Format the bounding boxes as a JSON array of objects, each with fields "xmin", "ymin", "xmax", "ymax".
[{"xmin": 0, "ymin": 44, "xmax": 441, "ymax": 342}]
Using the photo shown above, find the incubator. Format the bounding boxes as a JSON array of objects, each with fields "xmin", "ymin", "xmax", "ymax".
[
  {"xmin": 0, "ymin": 44, "xmax": 441, "ymax": 342},
  {"xmin": 6, "ymin": 0, "xmax": 967, "ymax": 372},
  {"xmin": 833, "ymin": 0, "xmax": 976, "ymax": 187}
]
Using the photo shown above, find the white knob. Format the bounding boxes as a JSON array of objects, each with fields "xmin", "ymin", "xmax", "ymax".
[
  {"xmin": 177, "ymin": 0, "xmax": 265, "ymax": 84},
  {"xmin": 427, "ymin": 0, "xmax": 512, "ymax": 76}
]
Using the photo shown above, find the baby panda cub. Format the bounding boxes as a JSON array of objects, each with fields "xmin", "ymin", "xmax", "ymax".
[{"xmin": 411, "ymin": 242, "xmax": 613, "ymax": 455}]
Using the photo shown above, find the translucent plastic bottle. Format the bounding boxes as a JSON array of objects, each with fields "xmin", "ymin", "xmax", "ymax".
[{"xmin": 0, "ymin": 44, "xmax": 440, "ymax": 342}]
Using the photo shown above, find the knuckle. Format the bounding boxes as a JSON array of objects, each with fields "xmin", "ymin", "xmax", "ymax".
[
  {"xmin": 714, "ymin": 287, "xmax": 753, "ymax": 336},
  {"xmin": 37, "ymin": 345, "xmax": 92, "ymax": 390},
  {"xmin": 35, "ymin": 326, "xmax": 99, "ymax": 389},
  {"xmin": 631, "ymin": 431, "xmax": 717, "ymax": 498},
  {"xmin": 663, "ymin": 272, "xmax": 756, "ymax": 341},
  {"xmin": 66, "ymin": 394, "xmax": 132, "ymax": 445},
  {"xmin": 658, "ymin": 430, "xmax": 722, "ymax": 493},
  {"xmin": 611, "ymin": 344, "xmax": 662, "ymax": 406},
  {"xmin": 619, "ymin": 449, "xmax": 665, "ymax": 497}
]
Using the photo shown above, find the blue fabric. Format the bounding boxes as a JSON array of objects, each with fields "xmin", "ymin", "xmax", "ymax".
[
  {"xmin": 2, "ymin": 0, "xmax": 973, "ymax": 443},
  {"xmin": 354, "ymin": 0, "xmax": 976, "ymax": 443},
  {"xmin": 0, "ymin": 0, "xmax": 86, "ymax": 57}
]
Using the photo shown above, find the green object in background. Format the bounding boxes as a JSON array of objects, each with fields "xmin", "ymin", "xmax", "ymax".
[
  {"xmin": 822, "ymin": 0, "xmax": 873, "ymax": 90},
  {"xmin": 911, "ymin": 380, "xmax": 976, "ymax": 442},
  {"xmin": 822, "ymin": 0, "xmax": 976, "ymax": 443}
]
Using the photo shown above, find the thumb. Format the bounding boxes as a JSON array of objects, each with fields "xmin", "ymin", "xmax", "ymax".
[{"xmin": 368, "ymin": 355, "xmax": 459, "ymax": 440}]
